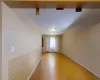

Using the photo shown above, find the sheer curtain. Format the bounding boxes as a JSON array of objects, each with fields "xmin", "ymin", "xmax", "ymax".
[{"xmin": 46, "ymin": 36, "xmax": 58, "ymax": 52}]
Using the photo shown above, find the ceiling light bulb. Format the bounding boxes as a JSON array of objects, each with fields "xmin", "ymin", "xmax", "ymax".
[{"xmin": 51, "ymin": 28, "xmax": 56, "ymax": 32}]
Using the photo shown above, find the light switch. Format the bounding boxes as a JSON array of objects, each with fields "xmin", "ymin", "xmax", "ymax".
[{"xmin": 11, "ymin": 46, "xmax": 15, "ymax": 52}]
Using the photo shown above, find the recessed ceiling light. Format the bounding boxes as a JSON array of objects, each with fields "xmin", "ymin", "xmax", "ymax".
[
  {"xmin": 51, "ymin": 28, "xmax": 56, "ymax": 32},
  {"xmin": 36, "ymin": 8, "xmax": 39, "ymax": 15}
]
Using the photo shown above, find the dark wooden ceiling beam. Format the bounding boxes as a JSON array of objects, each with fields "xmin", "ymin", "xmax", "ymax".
[{"xmin": 3, "ymin": 1, "xmax": 100, "ymax": 8}]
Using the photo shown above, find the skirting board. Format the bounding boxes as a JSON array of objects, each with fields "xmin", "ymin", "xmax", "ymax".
[{"xmin": 27, "ymin": 58, "xmax": 42, "ymax": 80}]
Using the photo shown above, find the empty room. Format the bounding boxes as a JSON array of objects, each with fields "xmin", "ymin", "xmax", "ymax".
[{"xmin": 1, "ymin": 0, "xmax": 100, "ymax": 80}]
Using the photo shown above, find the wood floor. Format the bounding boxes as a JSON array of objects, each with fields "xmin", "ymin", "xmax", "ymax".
[{"xmin": 30, "ymin": 53, "xmax": 100, "ymax": 80}]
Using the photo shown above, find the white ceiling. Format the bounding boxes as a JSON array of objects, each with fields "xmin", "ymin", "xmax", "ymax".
[
  {"xmin": 12, "ymin": 8, "xmax": 87, "ymax": 35},
  {"xmin": 12, "ymin": 8, "xmax": 100, "ymax": 35}
]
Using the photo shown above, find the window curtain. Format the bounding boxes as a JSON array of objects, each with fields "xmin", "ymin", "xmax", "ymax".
[{"xmin": 46, "ymin": 36, "xmax": 58, "ymax": 52}]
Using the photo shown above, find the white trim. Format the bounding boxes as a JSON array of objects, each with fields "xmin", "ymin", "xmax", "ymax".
[{"xmin": 27, "ymin": 58, "xmax": 42, "ymax": 80}]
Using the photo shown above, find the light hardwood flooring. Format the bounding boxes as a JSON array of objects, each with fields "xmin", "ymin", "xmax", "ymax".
[{"xmin": 30, "ymin": 53, "xmax": 100, "ymax": 80}]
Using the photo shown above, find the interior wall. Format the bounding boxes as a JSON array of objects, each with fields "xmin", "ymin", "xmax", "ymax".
[
  {"xmin": 2, "ymin": 2, "xmax": 42, "ymax": 80},
  {"xmin": 0, "ymin": 1, "xmax": 2, "ymax": 80},
  {"xmin": 58, "ymin": 35, "xmax": 62, "ymax": 53},
  {"xmin": 62, "ymin": 22, "xmax": 100, "ymax": 78},
  {"xmin": 0, "ymin": 20, "xmax": 2, "ymax": 80},
  {"xmin": 42, "ymin": 35, "xmax": 62, "ymax": 53}
]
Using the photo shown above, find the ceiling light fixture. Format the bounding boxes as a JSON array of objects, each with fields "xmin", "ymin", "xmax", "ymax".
[
  {"xmin": 51, "ymin": 28, "xmax": 56, "ymax": 32},
  {"xmin": 56, "ymin": 8, "xmax": 64, "ymax": 10},
  {"xmin": 76, "ymin": 3, "xmax": 82, "ymax": 12},
  {"xmin": 36, "ymin": 8, "xmax": 39, "ymax": 15}
]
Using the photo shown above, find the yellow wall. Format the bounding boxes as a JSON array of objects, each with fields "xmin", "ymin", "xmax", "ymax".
[
  {"xmin": 62, "ymin": 23, "xmax": 100, "ymax": 78},
  {"xmin": 42, "ymin": 35, "xmax": 62, "ymax": 53},
  {"xmin": 2, "ymin": 2, "xmax": 42, "ymax": 80}
]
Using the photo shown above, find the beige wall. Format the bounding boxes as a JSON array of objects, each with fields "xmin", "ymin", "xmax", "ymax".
[
  {"xmin": 0, "ymin": 18, "xmax": 2, "ymax": 80},
  {"xmin": 0, "ymin": 1, "xmax": 2, "ymax": 80},
  {"xmin": 42, "ymin": 35, "xmax": 62, "ymax": 53},
  {"xmin": 2, "ymin": 2, "xmax": 42, "ymax": 80},
  {"xmin": 62, "ymin": 22, "xmax": 100, "ymax": 78},
  {"xmin": 58, "ymin": 35, "xmax": 62, "ymax": 53}
]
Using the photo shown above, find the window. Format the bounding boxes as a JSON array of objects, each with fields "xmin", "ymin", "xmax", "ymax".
[
  {"xmin": 50, "ymin": 37, "xmax": 56, "ymax": 48},
  {"xmin": 46, "ymin": 36, "xmax": 58, "ymax": 52}
]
